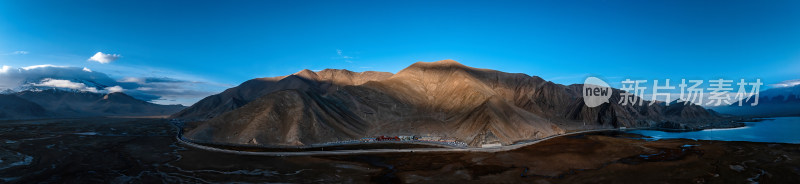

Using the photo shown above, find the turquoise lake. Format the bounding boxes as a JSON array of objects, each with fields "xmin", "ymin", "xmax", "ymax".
[{"xmin": 627, "ymin": 117, "xmax": 800, "ymax": 144}]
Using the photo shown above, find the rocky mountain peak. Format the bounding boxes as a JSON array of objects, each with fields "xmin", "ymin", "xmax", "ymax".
[
  {"xmin": 405, "ymin": 59, "xmax": 468, "ymax": 70},
  {"xmin": 292, "ymin": 69, "xmax": 320, "ymax": 80}
]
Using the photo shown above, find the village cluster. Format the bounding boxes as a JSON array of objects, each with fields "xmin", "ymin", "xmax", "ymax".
[
  {"xmin": 362, "ymin": 136, "xmax": 468, "ymax": 147},
  {"xmin": 314, "ymin": 135, "xmax": 469, "ymax": 148}
]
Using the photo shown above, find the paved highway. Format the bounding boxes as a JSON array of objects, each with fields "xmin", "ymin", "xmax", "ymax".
[{"xmin": 175, "ymin": 127, "xmax": 632, "ymax": 156}]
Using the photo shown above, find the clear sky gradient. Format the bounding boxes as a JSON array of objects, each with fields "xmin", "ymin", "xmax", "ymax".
[{"xmin": 1, "ymin": 0, "xmax": 799, "ymax": 105}]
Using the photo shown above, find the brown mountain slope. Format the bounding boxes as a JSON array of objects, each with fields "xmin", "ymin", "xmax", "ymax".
[
  {"xmin": 181, "ymin": 60, "xmax": 723, "ymax": 147},
  {"xmin": 184, "ymin": 89, "xmax": 369, "ymax": 146},
  {"xmin": 171, "ymin": 69, "xmax": 392, "ymax": 120}
]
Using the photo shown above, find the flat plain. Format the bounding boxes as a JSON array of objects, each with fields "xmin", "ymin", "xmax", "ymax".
[{"xmin": 1, "ymin": 118, "xmax": 798, "ymax": 183}]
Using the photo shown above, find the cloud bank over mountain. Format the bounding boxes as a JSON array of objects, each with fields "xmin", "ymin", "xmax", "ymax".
[
  {"xmin": 771, "ymin": 79, "xmax": 800, "ymax": 88},
  {"xmin": 0, "ymin": 64, "xmax": 218, "ymax": 105}
]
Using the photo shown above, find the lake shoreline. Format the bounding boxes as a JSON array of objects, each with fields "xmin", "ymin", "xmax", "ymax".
[{"xmin": 626, "ymin": 117, "xmax": 800, "ymax": 144}]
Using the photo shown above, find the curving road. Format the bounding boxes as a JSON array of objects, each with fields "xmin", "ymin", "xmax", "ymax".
[{"xmin": 175, "ymin": 127, "xmax": 633, "ymax": 156}]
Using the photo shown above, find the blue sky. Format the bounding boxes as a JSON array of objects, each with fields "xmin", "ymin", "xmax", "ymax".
[{"xmin": 1, "ymin": 0, "xmax": 800, "ymax": 105}]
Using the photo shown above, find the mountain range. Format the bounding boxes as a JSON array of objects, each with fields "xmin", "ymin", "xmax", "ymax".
[
  {"xmin": 0, "ymin": 89, "xmax": 185, "ymax": 120},
  {"xmin": 713, "ymin": 84, "xmax": 800, "ymax": 117},
  {"xmin": 176, "ymin": 60, "xmax": 726, "ymax": 147}
]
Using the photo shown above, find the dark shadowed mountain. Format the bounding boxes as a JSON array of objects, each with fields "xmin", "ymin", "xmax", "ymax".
[
  {"xmin": 179, "ymin": 60, "xmax": 725, "ymax": 147},
  {"xmin": 713, "ymin": 85, "xmax": 800, "ymax": 117},
  {"xmin": 0, "ymin": 94, "xmax": 50, "ymax": 120},
  {"xmin": 0, "ymin": 89, "xmax": 185, "ymax": 119}
]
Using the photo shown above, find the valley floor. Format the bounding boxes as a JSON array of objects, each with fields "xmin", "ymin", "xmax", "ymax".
[{"xmin": 0, "ymin": 118, "xmax": 798, "ymax": 183}]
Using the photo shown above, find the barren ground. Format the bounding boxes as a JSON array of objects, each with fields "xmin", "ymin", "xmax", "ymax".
[{"xmin": 1, "ymin": 118, "xmax": 798, "ymax": 183}]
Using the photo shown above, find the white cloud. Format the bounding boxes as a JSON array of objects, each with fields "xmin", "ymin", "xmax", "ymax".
[
  {"xmin": 0, "ymin": 64, "xmax": 117, "ymax": 91},
  {"xmin": 88, "ymin": 52, "xmax": 121, "ymax": 64},
  {"xmin": 335, "ymin": 49, "xmax": 355, "ymax": 62},
  {"xmin": 1, "ymin": 51, "xmax": 28, "ymax": 55},
  {"xmin": 105, "ymin": 85, "xmax": 124, "ymax": 93},
  {"xmin": 770, "ymin": 79, "xmax": 800, "ymax": 88},
  {"xmin": 136, "ymin": 87, "xmax": 153, "ymax": 91},
  {"xmin": 0, "ymin": 65, "xmax": 11, "ymax": 73},
  {"xmin": 22, "ymin": 64, "xmax": 67, "ymax": 70},
  {"xmin": 82, "ymin": 67, "xmax": 92, "ymax": 72},
  {"xmin": 120, "ymin": 77, "xmax": 145, "ymax": 84},
  {"xmin": 31, "ymin": 78, "xmax": 99, "ymax": 93}
]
